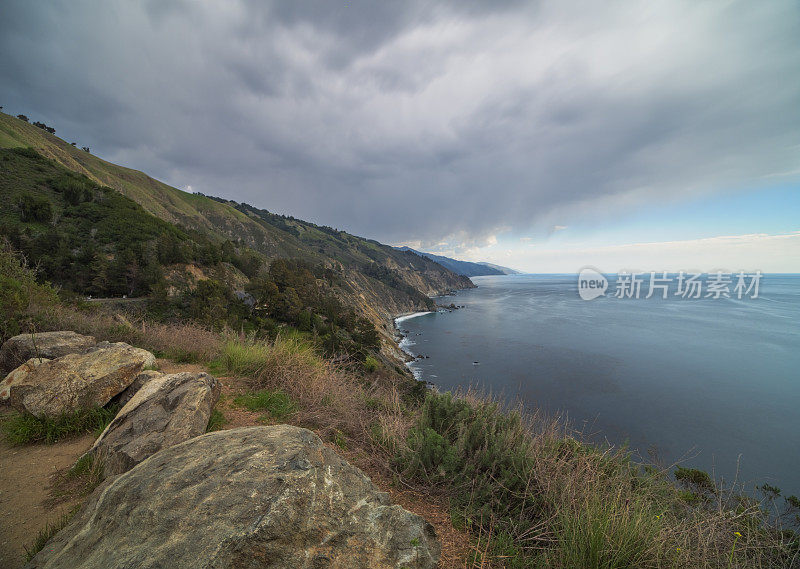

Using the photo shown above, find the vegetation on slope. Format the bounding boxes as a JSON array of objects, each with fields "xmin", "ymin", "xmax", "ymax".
[{"xmin": 0, "ymin": 111, "xmax": 473, "ymax": 334}]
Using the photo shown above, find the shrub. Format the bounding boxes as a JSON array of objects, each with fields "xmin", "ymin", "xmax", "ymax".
[
  {"xmin": 674, "ymin": 466, "xmax": 716, "ymax": 494},
  {"xmin": 397, "ymin": 392, "xmax": 541, "ymax": 533},
  {"xmin": 18, "ymin": 193, "xmax": 52, "ymax": 223},
  {"xmin": 0, "ymin": 240, "xmax": 59, "ymax": 342},
  {"xmin": 393, "ymin": 391, "xmax": 797, "ymax": 567},
  {"xmin": 364, "ymin": 355, "xmax": 380, "ymax": 373}
]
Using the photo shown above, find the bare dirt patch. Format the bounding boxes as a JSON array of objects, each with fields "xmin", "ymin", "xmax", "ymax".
[{"xmin": 0, "ymin": 416, "xmax": 93, "ymax": 569}]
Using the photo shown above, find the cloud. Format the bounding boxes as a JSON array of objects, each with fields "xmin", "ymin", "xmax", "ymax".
[{"xmin": 1, "ymin": 0, "xmax": 798, "ymax": 245}]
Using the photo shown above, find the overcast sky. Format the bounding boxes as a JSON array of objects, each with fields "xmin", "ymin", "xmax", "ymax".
[{"xmin": 1, "ymin": 1, "xmax": 799, "ymax": 271}]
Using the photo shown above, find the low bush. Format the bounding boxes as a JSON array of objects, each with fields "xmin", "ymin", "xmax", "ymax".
[{"xmin": 394, "ymin": 390, "xmax": 800, "ymax": 568}]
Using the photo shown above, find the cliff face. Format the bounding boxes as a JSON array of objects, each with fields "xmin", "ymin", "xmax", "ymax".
[{"xmin": 0, "ymin": 112, "xmax": 474, "ymax": 333}]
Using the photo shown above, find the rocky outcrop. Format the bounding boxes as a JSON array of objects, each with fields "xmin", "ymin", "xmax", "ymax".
[
  {"xmin": 0, "ymin": 331, "xmax": 95, "ymax": 374},
  {"xmin": 8, "ymin": 342, "xmax": 155, "ymax": 418},
  {"xmin": 28, "ymin": 425, "xmax": 440, "ymax": 569},
  {"xmin": 90, "ymin": 371, "xmax": 221, "ymax": 477},
  {"xmin": 0, "ymin": 357, "xmax": 49, "ymax": 401}
]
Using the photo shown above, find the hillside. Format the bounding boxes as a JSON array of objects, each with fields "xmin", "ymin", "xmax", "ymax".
[
  {"xmin": 395, "ymin": 246, "xmax": 519, "ymax": 277},
  {"xmin": 0, "ymin": 111, "xmax": 473, "ymax": 345}
]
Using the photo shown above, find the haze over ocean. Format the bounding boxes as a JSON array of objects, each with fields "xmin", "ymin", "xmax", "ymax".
[{"xmin": 398, "ymin": 274, "xmax": 800, "ymax": 496}]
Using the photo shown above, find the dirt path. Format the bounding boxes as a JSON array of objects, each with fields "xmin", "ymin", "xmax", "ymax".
[{"xmin": 0, "ymin": 423, "xmax": 94, "ymax": 569}]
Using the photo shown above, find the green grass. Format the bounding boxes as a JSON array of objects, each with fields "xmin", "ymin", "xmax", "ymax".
[
  {"xmin": 214, "ymin": 336, "xmax": 325, "ymax": 379},
  {"xmin": 1, "ymin": 405, "xmax": 119, "ymax": 445},
  {"xmin": 23, "ymin": 507, "xmax": 79, "ymax": 562},
  {"xmin": 552, "ymin": 495, "xmax": 668, "ymax": 569},
  {"xmin": 206, "ymin": 408, "xmax": 226, "ymax": 432},
  {"xmin": 233, "ymin": 389, "xmax": 296, "ymax": 420}
]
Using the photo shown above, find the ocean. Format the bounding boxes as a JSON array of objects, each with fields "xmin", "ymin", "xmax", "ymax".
[{"xmin": 396, "ymin": 273, "xmax": 800, "ymax": 497}]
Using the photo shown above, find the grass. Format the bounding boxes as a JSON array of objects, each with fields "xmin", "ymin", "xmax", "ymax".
[
  {"xmin": 1, "ymin": 405, "xmax": 119, "ymax": 445},
  {"xmin": 6, "ymin": 281, "xmax": 798, "ymax": 567},
  {"xmin": 206, "ymin": 408, "xmax": 226, "ymax": 432},
  {"xmin": 233, "ymin": 389, "xmax": 297, "ymax": 420},
  {"xmin": 214, "ymin": 335, "xmax": 412, "ymax": 448},
  {"xmin": 214, "ymin": 336, "xmax": 323, "ymax": 380},
  {"xmin": 25, "ymin": 302, "xmax": 223, "ymax": 363},
  {"xmin": 49, "ymin": 452, "xmax": 106, "ymax": 505},
  {"xmin": 392, "ymin": 390, "xmax": 800, "ymax": 568},
  {"xmin": 23, "ymin": 507, "xmax": 79, "ymax": 562}
]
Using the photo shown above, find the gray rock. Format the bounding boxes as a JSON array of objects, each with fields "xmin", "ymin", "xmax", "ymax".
[
  {"xmin": 90, "ymin": 371, "xmax": 220, "ymax": 477},
  {"xmin": 8, "ymin": 342, "xmax": 156, "ymax": 418},
  {"xmin": 0, "ymin": 331, "xmax": 95, "ymax": 374},
  {"xmin": 28, "ymin": 425, "xmax": 440, "ymax": 569},
  {"xmin": 108, "ymin": 369, "xmax": 163, "ymax": 409}
]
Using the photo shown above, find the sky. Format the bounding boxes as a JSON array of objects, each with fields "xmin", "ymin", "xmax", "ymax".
[{"xmin": 1, "ymin": 0, "xmax": 799, "ymax": 272}]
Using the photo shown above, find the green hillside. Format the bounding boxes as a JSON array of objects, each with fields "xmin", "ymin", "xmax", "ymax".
[{"xmin": 0, "ymin": 111, "xmax": 473, "ymax": 357}]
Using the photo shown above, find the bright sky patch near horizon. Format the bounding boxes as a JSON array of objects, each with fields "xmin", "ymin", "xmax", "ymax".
[{"xmin": 1, "ymin": 1, "xmax": 798, "ymax": 272}]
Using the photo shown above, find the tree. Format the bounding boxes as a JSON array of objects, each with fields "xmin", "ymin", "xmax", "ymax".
[
  {"xmin": 17, "ymin": 114, "xmax": 28, "ymax": 122},
  {"xmin": 190, "ymin": 279, "xmax": 229, "ymax": 327},
  {"xmin": 89, "ymin": 253, "xmax": 109, "ymax": 296}
]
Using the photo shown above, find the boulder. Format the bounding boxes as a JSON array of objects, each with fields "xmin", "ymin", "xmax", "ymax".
[
  {"xmin": 28, "ymin": 425, "xmax": 440, "ymax": 569},
  {"xmin": 8, "ymin": 342, "xmax": 156, "ymax": 418},
  {"xmin": 108, "ymin": 369, "xmax": 163, "ymax": 409},
  {"xmin": 0, "ymin": 331, "xmax": 95, "ymax": 374},
  {"xmin": 0, "ymin": 358, "xmax": 49, "ymax": 401},
  {"xmin": 90, "ymin": 371, "xmax": 220, "ymax": 477}
]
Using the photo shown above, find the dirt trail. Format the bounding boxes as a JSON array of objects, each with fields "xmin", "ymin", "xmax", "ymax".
[{"xmin": 0, "ymin": 421, "xmax": 93, "ymax": 569}]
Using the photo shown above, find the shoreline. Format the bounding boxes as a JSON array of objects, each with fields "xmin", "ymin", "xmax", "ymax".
[{"xmin": 392, "ymin": 311, "xmax": 434, "ymax": 380}]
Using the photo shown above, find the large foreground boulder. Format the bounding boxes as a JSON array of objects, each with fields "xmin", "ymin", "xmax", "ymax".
[
  {"xmin": 90, "ymin": 371, "xmax": 221, "ymax": 477},
  {"xmin": 0, "ymin": 331, "xmax": 95, "ymax": 374},
  {"xmin": 28, "ymin": 425, "xmax": 440, "ymax": 569},
  {"xmin": 8, "ymin": 342, "xmax": 156, "ymax": 418}
]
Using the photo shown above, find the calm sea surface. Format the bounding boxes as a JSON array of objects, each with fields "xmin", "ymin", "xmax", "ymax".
[{"xmin": 398, "ymin": 274, "xmax": 800, "ymax": 496}]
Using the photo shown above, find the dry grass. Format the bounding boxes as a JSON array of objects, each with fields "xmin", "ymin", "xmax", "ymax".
[
  {"xmin": 23, "ymin": 302, "xmax": 222, "ymax": 362},
  {"xmin": 214, "ymin": 336, "xmax": 413, "ymax": 451}
]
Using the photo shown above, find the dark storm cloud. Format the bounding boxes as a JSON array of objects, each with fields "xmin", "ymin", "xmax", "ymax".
[{"xmin": 1, "ymin": 1, "xmax": 798, "ymax": 246}]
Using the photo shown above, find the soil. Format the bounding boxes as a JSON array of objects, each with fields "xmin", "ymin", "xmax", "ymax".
[{"xmin": 0, "ymin": 409, "xmax": 93, "ymax": 569}]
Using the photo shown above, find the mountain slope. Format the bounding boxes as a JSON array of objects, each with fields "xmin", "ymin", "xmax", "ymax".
[
  {"xmin": 396, "ymin": 247, "xmax": 518, "ymax": 277},
  {"xmin": 476, "ymin": 262, "xmax": 520, "ymax": 275},
  {"xmin": 0, "ymin": 111, "xmax": 473, "ymax": 337}
]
